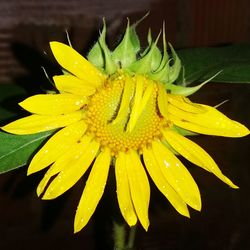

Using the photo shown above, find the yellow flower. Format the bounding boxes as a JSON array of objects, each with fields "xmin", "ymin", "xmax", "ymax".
[{"xmin": 2, "ymin": 21, "xmax": 249, "ymax": 233}]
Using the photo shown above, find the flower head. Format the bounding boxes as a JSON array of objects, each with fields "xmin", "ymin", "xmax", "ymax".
[{"xmin": 2, "ymin": 19, "xmax": 249, "ymax": 233}]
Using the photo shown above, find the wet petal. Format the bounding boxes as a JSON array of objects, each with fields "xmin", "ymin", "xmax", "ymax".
[
  {"xmin": 168, "ymin": 100, "xmax": 249, "ymax": 137},
  {"xmin": 152, "ymin": 141, "xmax": 201, "ymax": 211},
  {"xmin": 126, "ymin": 150, "xmax": 150, "ymax": 231},
  {"xmin": 28, "ymin": 120, "xmax": 87, "ymax": 175},
  {"xmin": 42, "ymin": 138, "xmax": 100, "ymax": 199},
  {"xmin": 50, "ymin": 42, "xmax": 105, "ymax": 87},
  {"xmin": 127, "ymin": 76, "xmax": 153, "ymax": 132},
  {"xmin": 74, "ymin": 148, "xmax": 111, "ymax": 233},
  {"xmin": 163, "ymin": 129, "xmax": 239, "ymax": 188},
  {"xmin": 168, "ymin": 95, "xmax": 206, "ymax": 114},
  {"xmin": 37, "ymin": 135, "xmax": 92, "ymax": 196},
  {"xmin": 115, "ymin": 152, "xmax": 137, "ymax": 226},
  {"xmin": 112, "ymin": 75, "xmax": 135, "ymax": 124},
  {"xmin": 143, "ymin": 147, "xmax": 190, "ymax": 217},
  {"xmin": 157, "ymin": 84, "xmax": 168, "ymax": 118},
  {"xmin": 53, "ymin": 75, "xmax": 96, "ymax": 96},
  {"xmin": 126, "ymin": 75, "xmax": 144, "ymax": 132},
  {"xmin": 2, "ymin": 111, "xmax": 84, "ymax": 134},
  {"xmin": 19, "ymin": 94, "xmax": 87, "ymax": 115},
  {"xmin": 2, "ymin": 111, "xmax": 84, "ymax": 135}
]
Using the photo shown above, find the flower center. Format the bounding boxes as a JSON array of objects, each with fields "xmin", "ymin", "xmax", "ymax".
[{"xmin": 85, "ymin": 73, "xmax": 165, "ymax": 155}]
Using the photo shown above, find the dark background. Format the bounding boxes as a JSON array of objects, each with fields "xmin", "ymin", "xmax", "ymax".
[{"xmin": 0, "ymin": 0, "xmax": 250, "ymax": 249}]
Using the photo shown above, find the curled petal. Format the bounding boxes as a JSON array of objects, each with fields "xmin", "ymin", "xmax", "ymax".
[
  {"xmin": 112, "ymin": 75, "xmax": 135, "ymax": 124},
  {"xmin": 127, "ymin": 76, "xmax": 153, "ymax": 132},
  {"xmin": 74, "ymin": 148, "xmax": 111, "ymax": 233},
  {"xmin": 157, "ymin": 84, "xmax": 168, "ymax": 118}
]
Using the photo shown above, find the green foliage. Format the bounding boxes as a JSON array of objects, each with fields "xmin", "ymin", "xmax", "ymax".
[
  {"xmin": 0, "ymin": 130, "xmax": 53, "ymax": 173},
  {"xmin": 177, "ymin": 44, "xmax": 250, "ymax": 85}
]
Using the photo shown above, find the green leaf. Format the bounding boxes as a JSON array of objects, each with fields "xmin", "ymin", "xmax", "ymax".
[
  {"xmin": 176, "ymin": 44, "xmax": 250, "ymax": 84},
  {"xmin": 0, "ymin": 130, "xmax": 54, "ymax": 174}
]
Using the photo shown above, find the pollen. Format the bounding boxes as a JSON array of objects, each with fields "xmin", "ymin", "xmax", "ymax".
[{"xmin": 85, "ymin": 73, "xmax": 165, "ymax": 155}]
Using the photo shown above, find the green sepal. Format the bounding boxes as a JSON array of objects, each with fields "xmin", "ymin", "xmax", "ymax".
[
  {"xmin": 172, "ymin": 126, "xmax": 198, "ymax": 136},
  {"xmin": 112, "ymin": 20, "xmax": 137, "ymax": 68},
  {"xmin": 166, "ymin": 70, "xmax": 222, "ymax": 96},
  {"xmin": 149, "ymin": 27, "xmax": 171, "ymax": 81},
  {"xmin": 129, "ymin": 12, "xmax": 150, "ymax": 54},
  {"xmin": 165, "ymin": 82, "xmax": 205, "ymax": 96},
  {"xmin": 168, "ymin": 43, "xmax": 181, "ymax": 83},
  {"xmin": 87, "ymin": 41, "xmax": 104, "ymax": 69},
  {"xmin": 98, "ymin": 20, "xmax": 117, "ymax": 74},
  {"xmin": 128, "ymin": 32, "xmax": 162, "ymax": 74}
]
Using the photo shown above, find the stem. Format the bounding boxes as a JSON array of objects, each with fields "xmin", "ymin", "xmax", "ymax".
[
  {"xmin": 113, "ymin": 222, "xmax": 126, "ymax": 250},
  {"xmin": 127, "ymin": 225, "xmax": 137, "ymax": 249},
  {"xmin": 113, "ymin": 222, "xmax": 137, "ymax": 250}
]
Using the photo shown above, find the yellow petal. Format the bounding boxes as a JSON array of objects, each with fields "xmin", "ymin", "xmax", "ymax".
[
  {"xmin": 157, "ymin": 84, "xmax": 168, "ymax": 118},
  {"xmin": 126, "ymin": 150, "xmax": 150, "ymax": 231},
  {"xmin": 112, "ymin": 75, "xmax": 135, "ymax": 124},
  {"xmin": 37, "ymin": 135, "xmax": 92, "ymax": 196},
  {"xmin": 169, "ymin": 101, "xmax": 249, "ymax": 137},
  {"xmin": 53, "ymin": 75, "xmax": 96, "ymax": 96},
  {"xmin": 115, "ymin": 152, "xmax": 138, "ymax": 227},
  {"xmin": 126, "ymin": 75, "xmax": 144, "ymax": 132},
  {"xmin": 163, "ymin": 129, "xmax": 239, "ymax": 188},
  {"xmin": 42, "ymin": 138, "xmax": 100, "ymax": 199},
  {"xmin": 19, "ymin": 94, "xmax": 87, "ymax": 115},
  {"xmin": 168, "ymin": 95, "xmax": 206, "ymax": 113},
  {"xmin": 152, "ymin": 141, "xmax": 201, "ymax": 211},
  {"xmin": 2, "ymin": 111, "xmax": 84, "ymax": 134},
  {"xmin": 74, "ymin": 148, "xmax": 111, "ymax": 233},
  {"xmin": 50, "ymin": 42, "xmax": 105, "ymax": 87},
  {"xmin": 28, "ymin": 120, "xmax": 87, "ymax": 175},
  {"xmin": 143, "ymin": 147, "xmax": 190, "ymax": 217},
  {"xmin": 127, "ymin": 76, "xmax": 153, "ymax": 132}
]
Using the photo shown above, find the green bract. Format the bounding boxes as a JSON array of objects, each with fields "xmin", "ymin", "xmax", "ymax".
[{"xmin": 86, "ymin": 18, "xmax": 215, "ymax": 96}]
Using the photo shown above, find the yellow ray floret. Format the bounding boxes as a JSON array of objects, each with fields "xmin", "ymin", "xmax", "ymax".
[
  {"xmin": 157, "ymin": 83, "xmax": 169, "ymax": 118},
  {"xmin": 53, "ymin": 75, "xmax": 96, "ymax": 96},
  {"xmin": 28, "ymin": 120, "xmax": 87, "ymax": 175},
  {"xmin": 152, "ymin": 141, "xmax": 201, "ymax": 211},
  {"xmin": 74, "ymin": 148, "xmax": 111, "ymax": 233},
  {"xmin": 168, "ymin": 96, "xmax": 249, "ymax": 137},
  {"xmin": 143, "ymin": 147, "xmax": 190, "ymax": 217},
  {"xmin": 115, "ymin": 152, "xmax": 138, "ymax": 227},
  {"xmin": 19, "ymin": 94, "xmax": 87, "ymax": 115},
  {"xmin": 125, "ymin": 150, "xmax": 150, "ymax": 231},
  {"xmin": 50, "ymin": 42, "xmax": 106, "ymax": 87},
  {"xmin": 2, "ymin": 111, "xmax": 84, "ymax": 134},
  {"xmin": 42, "ymin": 137, "xmax": 100, "ymax": 199},
  {"xmin": 162, "ymin": 129, "xmax": 239, "ymax": 188},
  {"xmin": 37, "ymin": 135, "xmax": 92, "ymax": 197}
]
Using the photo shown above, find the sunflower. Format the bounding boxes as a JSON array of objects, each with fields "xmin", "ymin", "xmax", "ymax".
[{"xmin": 2, "ymin": 20, "xmax": 249, "ymax": 233}]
